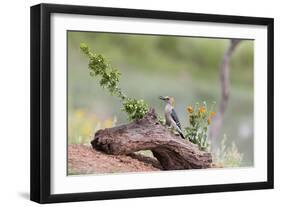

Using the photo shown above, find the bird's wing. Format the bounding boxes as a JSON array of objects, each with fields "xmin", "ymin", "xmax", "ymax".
[{"xmin": 171, "ymin": 108, "xmax": 181, "ymax": 130}]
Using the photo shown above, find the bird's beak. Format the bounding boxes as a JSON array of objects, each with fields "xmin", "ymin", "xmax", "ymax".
[{"xmin": 159, "ymin": 96, "xmax": 166, "ymax": 101}]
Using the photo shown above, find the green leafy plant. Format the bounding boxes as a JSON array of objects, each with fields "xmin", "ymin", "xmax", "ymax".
[
  {"xmin": 184, "ymin": 101, "xmax": 216, "ymax": 150},
  {"xmin": 80, "ymin": 43, "xmax": 148, "ymax": 120},
  {"xmin": 214, "ymin": 134, "xmax": 243, "ymax": 167},
  {"xmin": 122, "ymin": 98, "xmax": 148, "ymax": 120}
]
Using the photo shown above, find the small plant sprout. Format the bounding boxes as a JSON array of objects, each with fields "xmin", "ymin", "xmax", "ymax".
[{"xmin": 80, "ymin": 43, "xmax": 148, "ymax": 121}]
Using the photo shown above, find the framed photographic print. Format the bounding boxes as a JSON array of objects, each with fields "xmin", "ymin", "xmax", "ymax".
[{"xmin": 30, "ymin": 3, "xmax": 274, "ymax": 203}]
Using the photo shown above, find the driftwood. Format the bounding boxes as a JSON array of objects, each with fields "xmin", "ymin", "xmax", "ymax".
[{"xmin": 91, "ymin": 109, "xmax": 212, "ymax": 170}]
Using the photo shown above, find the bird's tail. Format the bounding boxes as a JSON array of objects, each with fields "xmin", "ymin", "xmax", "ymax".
[{"xmin": 178, "ymin": 130, "xmax": 185, "ymax": 139}]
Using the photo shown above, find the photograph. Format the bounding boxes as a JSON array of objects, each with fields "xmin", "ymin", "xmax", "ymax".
[
  {"xmin": 30, "ymin": 3, "xmax": 273, "ymax": 203},
  {"xmin": 67, "ymin": 31, "xmax": 254, "ymax": 175}
]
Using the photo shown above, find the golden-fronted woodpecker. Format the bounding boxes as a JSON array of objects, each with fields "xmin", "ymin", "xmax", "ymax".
[{"xmin": 159, "ymin": 96, "xmax": 184, "ymax": 139}]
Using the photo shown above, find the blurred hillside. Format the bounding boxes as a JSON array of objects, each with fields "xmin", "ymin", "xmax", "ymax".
[{"xmin": 67, "ymin": 31, "xmax": 254, "ymax": 166}]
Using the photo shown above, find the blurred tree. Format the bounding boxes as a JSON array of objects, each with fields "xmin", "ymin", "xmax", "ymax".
[{"xmin": 209, "ymin": 39, "xmax": 241, "ymax": 142}]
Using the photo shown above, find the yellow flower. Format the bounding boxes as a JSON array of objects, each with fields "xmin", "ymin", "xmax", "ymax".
[
  {"xmin": 199, "ymin": 106, "xmax": 206, "ymax": 113},
  {"xmin": 75, "ymin": 109, "xmax": 85, "ymax": 119},
  {"xmin": 208, "ymin": 117, "xmax": 211, "ymax": 125},
  {"xmin": 186, "ymin": 106, "xmax": 193, "ymax": 113},
  {"xmin": 210, "ymin": 111, "xmax": 216, "ymax": 117}
]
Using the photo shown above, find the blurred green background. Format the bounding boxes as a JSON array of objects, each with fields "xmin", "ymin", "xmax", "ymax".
[{"xmin": 67, "ymin": 31, "xmax": 254, "ymax": 167}]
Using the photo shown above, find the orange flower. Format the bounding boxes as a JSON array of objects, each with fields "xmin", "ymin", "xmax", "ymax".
[
  {"xmin": 186, "ymin": 106, "xmax": 193, "ymax": 113},
  {"xmin": 210, "ymin": 111, "xmax": 216, "ymax": 117},
  {"xmin": 208, "ymin": 117, "xmax": 211, "ymax": 125},
  {"xmin": 199, "ymin": 106, "xmax": 206, "ymax": 113}
]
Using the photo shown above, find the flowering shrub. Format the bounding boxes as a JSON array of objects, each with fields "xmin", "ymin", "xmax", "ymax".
[
  {"xmin": 184, "ymin": 101, "xmax": 216, "ymax": 150},
  {"xmin": 80, "ymin": 43, "xmax": 148, "ymax": 120}
]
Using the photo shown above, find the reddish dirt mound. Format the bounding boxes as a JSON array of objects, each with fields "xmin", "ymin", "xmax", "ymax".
[{"xmin": 68, "ymin": 144, "xmax": 161, "ymax": 175}]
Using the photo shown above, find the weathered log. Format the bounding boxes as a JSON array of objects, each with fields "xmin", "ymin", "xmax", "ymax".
[{"xmin": 91, "ymin": 108, "xmax": 212, "ymax": 170}]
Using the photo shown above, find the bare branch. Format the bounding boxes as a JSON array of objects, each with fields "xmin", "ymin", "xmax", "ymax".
[{"xmin": 209, "ymin": 39, "xmax": 241, "ymax": 142}]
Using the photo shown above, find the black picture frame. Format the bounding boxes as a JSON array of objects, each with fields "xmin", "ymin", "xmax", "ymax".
[{"xmin": 30, "ymin": 3, "xmax": 274, "ymax": 204}]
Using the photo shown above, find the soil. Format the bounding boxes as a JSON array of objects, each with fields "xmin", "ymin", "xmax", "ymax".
[{"xmin": 68, "ymin": 144, "xmax": 162, "ymax": 175}]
